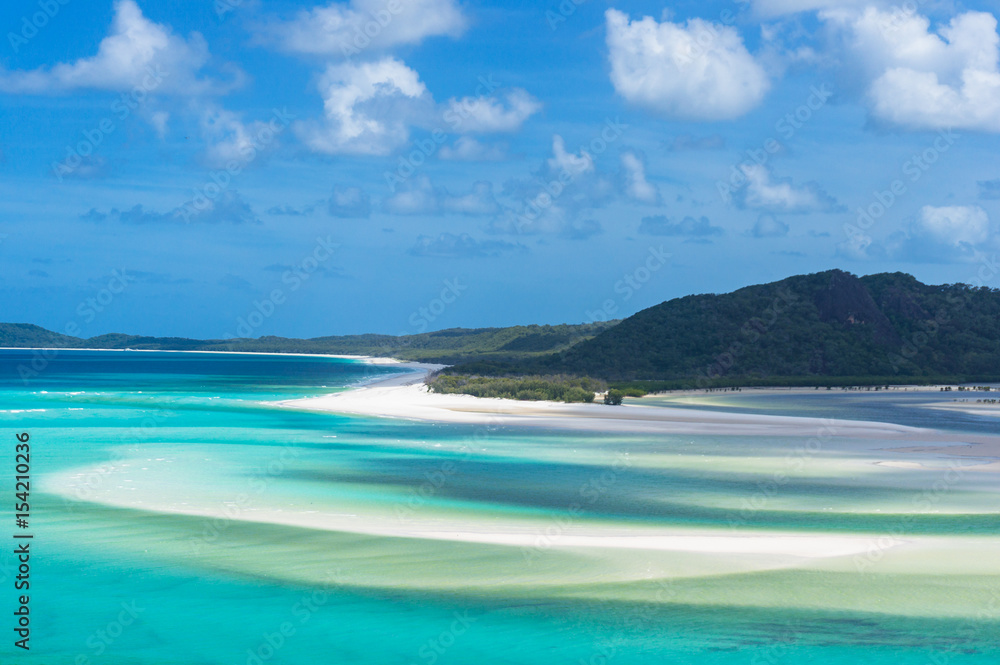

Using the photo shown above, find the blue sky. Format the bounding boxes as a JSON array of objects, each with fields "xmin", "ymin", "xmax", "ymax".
[{"xmin": 1, "ymin": 0, "xmax": 999, "ymax": 339}]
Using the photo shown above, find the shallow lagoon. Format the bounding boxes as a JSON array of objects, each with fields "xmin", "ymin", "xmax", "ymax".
[{"xmin": 2, "ymin": 350, "xmax": 999, "ymax": 664}]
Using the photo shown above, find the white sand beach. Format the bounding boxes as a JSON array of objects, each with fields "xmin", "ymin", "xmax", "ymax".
[{"xmin": 272, "ymin": 363, "xmax": 1000, "ymax": 450}]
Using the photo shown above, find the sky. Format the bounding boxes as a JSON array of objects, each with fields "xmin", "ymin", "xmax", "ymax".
[{"xmin": 1, "ymin": 0, "xmax": 999, "ymax": 339}]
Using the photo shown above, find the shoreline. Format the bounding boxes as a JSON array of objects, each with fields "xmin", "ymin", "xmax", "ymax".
[
  {"xmin": 0, "ymin": 346, "xmax": 407, "ymax": 363},
  {"xmin": 274, "ymin": 364, "xmax": 965, "ymax": 441}
]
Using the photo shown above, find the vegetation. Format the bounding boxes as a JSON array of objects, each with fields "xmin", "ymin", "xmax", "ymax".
[
  {"xmin": 0, "ymin": 322, "xmax": 617, "ymax": 364},
  {"xmin": 4, "ymin": 270, "xmax": 999, "ymax": 401},
  {"xmin": 428, "ymin": 374, "xmax": 604, "ymax": 403},
  {"xmin": 452, "ymin": 270, "xmax": 1000, "ymax": 387},
  {"xmin": 603, "ymin": 389, "xmax": 624, "ymax": 405}
]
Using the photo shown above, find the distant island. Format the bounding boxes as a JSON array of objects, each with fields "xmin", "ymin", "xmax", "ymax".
[{"xmin": 4, "ymin": 270, "xmax": 999, "ymax": 400}]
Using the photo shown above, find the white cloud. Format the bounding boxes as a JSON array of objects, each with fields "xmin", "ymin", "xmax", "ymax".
[
  {"xmin": 619, "ymin": 151, "xmax": 660, "ymax": 204},
  {"xmin": 605, "ymin": 9, "xmax": 770, "ymax": 120},
  {"xmin": 916, "ymin": 205, "xmax": 991, "ymax": 246},
  {"xmin": 149, "ymin": 111, "xmax": 170, "ymax": 138},
  {"xmin": 264, "ymin": 0, "xmax": 466, "ymax": 57},
  {"xmin": 383, "ymin": 177, "xmax": 499, "ymax": 216},
  {"xmin": 489, "ymin": 135, "xmax": 617, "ymax": 236},
  {"xmin": 296, "ymin": 57, "xmax": 430, "ymax": 155},
  {"xmin": 444, "ymin": 88, "xmax": 541, "ymax": 133},
  {"xmin": 546, "ymin": 135, "xmax": 593, "ymax": 177},
  {"xmin": 824, "ymin": 8, "xmax": 1000, "ymax": 131},
  {"xmin": 843, "ymin": 205, "xmax": 995, "ymax": 262},
  {"xmin": 295, "ymin": 58, "xmax": 542, "ymax": 155},
  {"xmin": 0, "ymin": 0, "xmax": 226, "ymax": 94},
  {"xmin": 200, "ymin": 106, "xmax": 278, "ymax": 167},
  {"xmin": 328, "ymin": 186, "xmax": 372, "ymax": 218},
  {"xmin": 439, "ymin": 137, "xmax": 508, "ymax": 161},
  {"xmin": 735, "ymin": 165, "xmax": 842, "ymax": 213}
]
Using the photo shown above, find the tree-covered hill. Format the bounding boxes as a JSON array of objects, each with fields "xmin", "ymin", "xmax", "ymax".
[
  {"xmin": 4, "ymin": 270, "xmax": 999, "ymax": 388},
  {"xmin": 524, "ymin": 269, "xmax": 1000, "ymax": 384},
  {"xmin": 0, "ymin": 322, "xmax": 615, "ymax": 365}
]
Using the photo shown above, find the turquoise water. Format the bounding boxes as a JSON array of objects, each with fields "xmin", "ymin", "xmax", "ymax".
[{"xmin": 1, "ymin": 350, "xmax": 999, "ymax": 664}]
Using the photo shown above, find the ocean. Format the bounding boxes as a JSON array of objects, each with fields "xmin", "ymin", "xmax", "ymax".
[{"xmin": 1, "ymin": 349, "xmax": 998, "ymax": 664}]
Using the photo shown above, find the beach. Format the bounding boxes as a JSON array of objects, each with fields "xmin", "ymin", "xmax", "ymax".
[{"xmin": 31, "ymin": 355, "xmax": 998, "ymax": 627}]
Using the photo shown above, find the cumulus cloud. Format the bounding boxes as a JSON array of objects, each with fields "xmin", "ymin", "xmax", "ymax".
[
  {"xmin": 824, "ymin": 7, "xmax": 1000, "ymax": 132},
  {"xmin": 0, "ymin": 0, "xmax": 231, "ymax": 95},
  {"xmin": 409, "ymin": 233, "xmax": 526, "ymax": 258},
  {"xmin": 915, "ymin": 205, "xmax": 991, "ymax": 246},
  {"xmin": 733, "ymin": 165, "xmax": 843, "ymax": 214},
  {"xmin": 844, "ymin": 205, "xmax": 996, "ymax": 262},
  {"xmin": 263, "ymin": 0, "xmax": 466, "ymax": 57},
  {"xmin": 884, "ymin": 205, "xmax": 995, "ymax": 262},
  {"xmin": 619, "ymin": 150, "xmax": 660, "ymax": 204},
  {"xmin": 490, "ymin": 135, "xmax": 616, "ymax": 235},
  {"xmin": 749, "ymin": 213, "xmax": 790, "ymax": 238},
  {"xmin": 444, "ymin": 88, "xmax": 541, "ymax": 133},
  {"xmin": 639, "ymin": 215, "xmax": 723, "ymax": 237},
  {"xmin": 546, "ymin": 135, "xmax": 594, "ymax": 177},
  {"xmin": 328, "ymin": 186, "xmax": 372, "ymax": 218},
  {"xmin": 439, "ymin": 137, "xmax": 508, "ymax": 161},
  {"xmin": 605, "ymin": 9, "xmax": 770, "ymax": 120},
  {"xmin": 384, "ymin": 177, "xmax": 499, "ymax": 216},
  {"xmin": 81, "ymin": 191, "xmax": 260, "ymax": 225},
  {"xmin": 199, "ymin": 105, "xmax": 284, "ymax": 168},
  {"xmin": 296, "ymin": 57, "xmax": 431, "ymax": 155}
]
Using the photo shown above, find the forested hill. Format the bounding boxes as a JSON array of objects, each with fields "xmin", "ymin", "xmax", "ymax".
[
  {"xmin": 0, "ymin": 322, "xmax": 615, "ymax": 365},
  {"xmin": 526, "ymin": 270, "xmax": 1000, "ymax": 384},
  {"xmin": 4, "ymin": 270, "xmax": 999, "ymax": 387}
]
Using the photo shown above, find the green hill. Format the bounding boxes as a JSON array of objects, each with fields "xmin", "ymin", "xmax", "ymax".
[
  {"xmin": 0, "ymin": 323, "xmax": 80, "ymax": 348},
  {"xmin": 522, "ymin": 269, "xmax": 1000, "ymax": 385},
  {"xmin": 4, "ymin": 270, "xmax": 999, "ymax": 390},
  {"xmin": 0, "ymin": 322, "xmax": 616, "ymax": 365}
]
